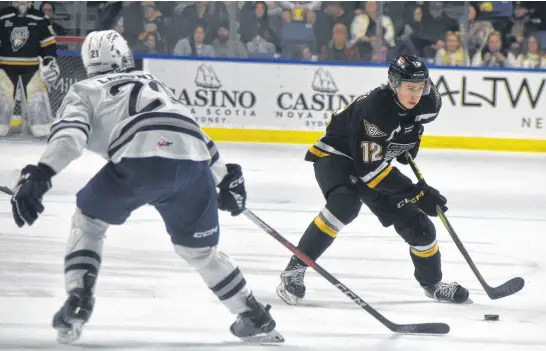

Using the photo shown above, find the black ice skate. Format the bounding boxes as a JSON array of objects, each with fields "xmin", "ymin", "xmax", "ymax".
[
  {"xmin": 277, "ymin": 256, "xmax": 307, "ymax": 305},
  {"xmin": 52, "ymin": 289, "xmax": 95, "ymax": 344},
  {"xmin": 423, "ymin": 281, "xmax": 469, "ymax": 304},
  {"xmin": 230, "ymin": 294, "xmax": 284, "ymax": 343}
]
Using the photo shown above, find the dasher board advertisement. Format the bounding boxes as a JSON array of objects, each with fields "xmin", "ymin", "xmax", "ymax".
[{"xmin": 144, "ymin": 58, "xmax": 546, "ymax": 151}]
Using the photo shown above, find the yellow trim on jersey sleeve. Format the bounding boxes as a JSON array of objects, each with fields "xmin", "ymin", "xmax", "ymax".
[
  {"xmin": 40, "ymin": 38, "xmax": 56, "ymax": 48},
  {"xmin": 308, "ymin": 146, "xmax": 329, "ymax": 158},
  {"xmin": 367, "ymin": 165, "xmax": 393, "ymax": 189},
  {"xmin": 313, "ymin": 216, "xmax": 337, "ymax": 238},
  {"xmin": 0, "ymin": 61, "xmax": 39, "ymax": 66}
]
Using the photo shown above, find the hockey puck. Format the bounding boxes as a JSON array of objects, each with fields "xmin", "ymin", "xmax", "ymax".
[{"xmin": 484, "ymin": 314, "xmax": 499, "ymax": 321}]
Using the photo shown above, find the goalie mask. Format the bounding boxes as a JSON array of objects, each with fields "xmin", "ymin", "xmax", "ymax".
[
  {"xmin": 81, "ymin": 30, "xmax": 135, "ymax": 77},
  {"xmin": 13, "ymin": 1, "xmax": 32, "ymax": 15}
]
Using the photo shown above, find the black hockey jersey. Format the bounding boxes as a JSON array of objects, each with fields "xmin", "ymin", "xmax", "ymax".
[
  {"xmin": 0, "ymin": 7, "xmax": 57, "ymax": 66},
  {"xmin": 305, "ymin": 83, "xmax": 442, "ymax": 195}
]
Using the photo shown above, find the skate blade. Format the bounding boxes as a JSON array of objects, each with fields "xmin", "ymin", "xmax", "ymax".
[
  {"xmin": 276, "ymin": 283, "xmax": 301, "ymax": 306},
  {"xmin": 239, "ymin": 329, "xmax": 285, "ymax": 343},
  {"xmin": 56, "ymin": 321, "xmax": 83, "ymax": 344}
]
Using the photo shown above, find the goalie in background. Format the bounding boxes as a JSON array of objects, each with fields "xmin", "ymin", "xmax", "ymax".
[{"xmin": 0, "ymin": 1, "xmax": 60, "ymax": 137}]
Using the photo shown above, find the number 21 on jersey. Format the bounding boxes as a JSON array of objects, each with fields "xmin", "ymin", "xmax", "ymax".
[{"xmin": 361, "ymin": 141, "xmax": 383, "ymax": 163}]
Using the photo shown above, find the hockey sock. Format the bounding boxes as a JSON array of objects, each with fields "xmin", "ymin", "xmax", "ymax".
[
  {"xmin": 295, "ymin": 217, "xmax": 337, "ymax": 266},
  {"xmin": 410, "ymin": 242, "xmax": 442, "ymax": 286},
  {"xmin": 64, "ymin": 209, "xmax": 108, "ymax": 294}
]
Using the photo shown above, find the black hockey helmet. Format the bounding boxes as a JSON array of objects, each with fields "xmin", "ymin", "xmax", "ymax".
[{"xmin": 388, "ymin": 55, "xmax": 431, "ymax": 95}]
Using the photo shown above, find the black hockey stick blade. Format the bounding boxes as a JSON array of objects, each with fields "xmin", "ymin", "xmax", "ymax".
[
  {"xmin": 0, "ymin": 185, "xmax": 14, "ymax": 195},
  {"xmin": 389, "ymin": 322, "xmax": 450, "ymax": 335},
  {"xmin": 244, "ymin": 209, "xmax": 450, "ymax": 335},
  {"xmin": 436, "ymin": 208, "xmax": 525, "ymax": 299},
  {"xmin": 406, "ymin": 152, "xmax": 525, "ymax": 300}
]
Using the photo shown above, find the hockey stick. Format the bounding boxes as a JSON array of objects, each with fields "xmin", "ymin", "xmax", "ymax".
[
  {"xmin": 404, "ymin": 152, "xmax": 524, "ymax": 300},
  {"xmin": 243, "ymin": 209, "xmax": 450, "ymax": 335},
  {"xmin": 0, "ymin": 185, "xmax": 14, "ymax": 195}
]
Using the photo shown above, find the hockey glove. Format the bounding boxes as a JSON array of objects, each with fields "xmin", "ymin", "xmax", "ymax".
[
  {"xmin": 396, "ymin": 181, "xmax": 448, "ymax": 217},
  {"xmin": 217, "ymin": 163, "xmax": 246, "ymax": 216},
  {"xmin": 11, "ymin": 164, "xmax": 55, "ymax": 227},
  {"xmin": 40, "ymin": 56, "xmax": 60, "ymax": 85}
]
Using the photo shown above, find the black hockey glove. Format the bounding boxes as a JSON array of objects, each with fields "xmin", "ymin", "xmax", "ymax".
[
  {"xmin": 396, "ymin": 181, "xmax": 448, "ymax": 217},
  {"xmin": 11, "ymin": 163, "xmax": 55, "ymax": 227},
  {"xmin": 217, "ymin": 163, "xmax": 246, "ymax": 216}
]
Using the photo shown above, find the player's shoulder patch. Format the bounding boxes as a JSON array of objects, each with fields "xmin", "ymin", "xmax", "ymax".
[{"xmin": 364, "ymin": 119, "xmax": 387, "ymax": 138}]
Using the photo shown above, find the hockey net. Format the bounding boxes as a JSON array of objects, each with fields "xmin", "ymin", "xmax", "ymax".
[{"xmin": 10, "ymin": 36, "xmax": 86, "ymax": 135}]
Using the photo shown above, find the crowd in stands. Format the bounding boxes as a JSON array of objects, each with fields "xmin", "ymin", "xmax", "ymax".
[{"xmin": 4, "ymin": 1, "xmax": 545, "ymax": 68}]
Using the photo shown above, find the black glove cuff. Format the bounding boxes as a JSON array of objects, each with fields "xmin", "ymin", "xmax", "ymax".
[{"xmin": 36, "ymin": 163, "xmax": 56, "ymax": 180}]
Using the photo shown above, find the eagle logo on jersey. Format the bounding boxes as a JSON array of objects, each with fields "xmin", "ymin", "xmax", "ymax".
[
  {"xmin": 364, "ymin": 120, "xmax": 387, "ymax": 138},
  {"xmin": 10, "ymin": 27, "xmax": 30, "ymax": 52}
]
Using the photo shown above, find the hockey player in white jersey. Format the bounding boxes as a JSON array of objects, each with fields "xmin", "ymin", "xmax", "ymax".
[{"xmin": 10, "ymin": 30, "xmax": 283, "ymax": 344}]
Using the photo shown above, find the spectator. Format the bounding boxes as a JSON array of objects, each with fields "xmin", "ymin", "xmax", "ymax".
[
  {"xmin": 266, "ymin": 1, "xmax": 284, "ymax": 17},
  {"xmin": 369, "ymin": 35, "xmax": 388, "ymax": 63},
  {"xmin": 510, "ymin": 34, "xmax": 546, "ymax": 68},
  {"xmin": 351, "ymin": 1, "xmax": 395, "ymax": 48},
  {"xmin": 434, "ymin": 31, "xmax": 469, "ymax": 66},
  {"xmin": 175, "ymin": 2, "xmax": 220, "ymax": 45},
  {"xmin": 421, "ymin": 2, "xmax": 459, "ymax": 58},
  {"xmin": 173, "ymin": 25, "xmax": 216, "ymax": 57},
  {"xmin": 133, "ymin": 32, "xmax": 166, "ymax": 54},
  {"xmin": 460, "ymin": 3, "xmax": 494, "ymax": 58},
  {"xmin": 212, "ymin": 22, "xmax": 248, "ymax": 58},
  {"xmin": 281, "ymin": 8, "xmax": 293, "ymax": 24},
  {"xmin": 397, "ymin": 5, "xmax": 428, "ymax": 57},
  {"xmin": 320, "ymin": 23, "xmax": 360, "ymax": 62},
  {"xmin": 471, "ymin": 31, "xmax": 508, "ymax": 67},
  {"xmin": 138, "ymin": 3, "xmax": 167, "ymax": 45},
  {"xmin": 315, "ymin": 2, "xmax": 354, "ymax": 50},
  {"xmin": 500, "ymin": 2, "xmax": 539, "ymax": 55},
  {"xmin": 239, "ymin": 1, "xmax": 280, "ymax": 53},
  {"xmin": 297, "ymin": 45, "xmax": 317, "ymax": 60},
  {"xmin": 40, "ymin": 2, "xmax": 67, "ymax": 36}
]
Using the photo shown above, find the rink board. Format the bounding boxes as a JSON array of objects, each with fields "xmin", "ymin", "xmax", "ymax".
[{"xmin": 144, "ymin": 57, "xmax": 546, "ymax": 152}]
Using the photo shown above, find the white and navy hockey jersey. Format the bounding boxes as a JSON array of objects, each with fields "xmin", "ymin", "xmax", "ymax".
[{"xmin": 39, "ymin": 70, "xmax": 227, "ymax": 183}]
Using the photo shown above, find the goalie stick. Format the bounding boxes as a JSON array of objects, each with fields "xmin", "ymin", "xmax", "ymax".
[
  {"xmin": 243, "ymin": 209, "xmax": 450, "ymax": 335},
  {"xmin": 404, "ymin": 152, "xmax": 525, "ymax": 300}
]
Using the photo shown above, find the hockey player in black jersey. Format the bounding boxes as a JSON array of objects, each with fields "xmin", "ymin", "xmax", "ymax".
[
  {"xmin": 277, "ymin": 55, "xmax": 469, "ymax": 305},
  {"xmin": 0, "ymin": 1, "xmax": 60, "ymax": 137}
]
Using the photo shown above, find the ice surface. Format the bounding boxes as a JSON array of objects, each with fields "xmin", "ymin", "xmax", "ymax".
[{"xmin": 1, "ymin": 141, "xmax": 545, "ymax": 351}]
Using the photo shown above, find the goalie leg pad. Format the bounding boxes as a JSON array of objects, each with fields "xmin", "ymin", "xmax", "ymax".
[
  {"xmin": 0, "ymin": 68, "xmax": 15, "ymax": 135},
  {"xmin": 174, "ymin": 245, "xmax": 251, "ymax": 314},
  {"xmin": 22, "ymin": 69, "xmax": 53, "ymax": 136},
  {"xmin": 64, "ymin": 208, "xmax": 108, "ymax": 294}
]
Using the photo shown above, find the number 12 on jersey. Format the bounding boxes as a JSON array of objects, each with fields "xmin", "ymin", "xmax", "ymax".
[{"xmin": 361, "ymin": 141, "xmax": 383, "ymax": 163}]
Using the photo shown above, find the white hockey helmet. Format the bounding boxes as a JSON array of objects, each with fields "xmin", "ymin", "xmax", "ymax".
[{"xmin": 81, "ymin": 30, "xmax": 135, "ymax": 77}]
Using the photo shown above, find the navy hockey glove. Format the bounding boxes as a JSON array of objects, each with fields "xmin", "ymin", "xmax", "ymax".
[
  {"xmin": 397, "ymin": 181, "xmax": 448, "ymax": 217},
  {"xmin": 217, "ymin": 163, "xmax": 246, "ymax": 216},
  {"xmin": 11, "ymin": 164, "xmax": 55, "ymax": 227}
]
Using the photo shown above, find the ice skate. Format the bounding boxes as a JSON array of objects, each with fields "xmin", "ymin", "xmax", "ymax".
[
  {"xmin": 423, "ymin": 281, "xmax": 469, "ymax": 303},
  {"xmin": 230, "ymin": 294, "xmax": 284, "ymax": 343},
  {"xmin": 277, "ymin": 256, "xmax": 307, "ymax": 305},
  {"xmin": 52, "ymin": 289, "xmax": 95, "ymax": 344}
]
